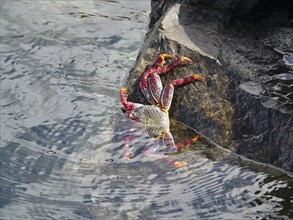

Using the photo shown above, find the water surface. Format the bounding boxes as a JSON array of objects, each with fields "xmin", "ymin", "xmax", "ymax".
[{"xmin": 1, "ymin": 1, "xmax": 293, "ymax": 220}]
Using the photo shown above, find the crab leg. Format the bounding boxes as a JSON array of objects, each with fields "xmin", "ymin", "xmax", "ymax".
[
  {"xmin": 139, "ymin": 66, "xmax": 156, "ymax": 104},
  {"xmin": 143, "ymin": 56, "xmax": 194, "ymax": 105},
  {"xmin": 142, "ymin": 138, "xmax": 187, "ymax": 168},
  {"xmin": 121, "ymin": 134, "xmax": 137, "ymax": 160},
  {"xmin": 122, "ymin": 143, "xmax": 132, "ymax": 160},
  {"xmin": 163, "ymin": 131, "xmax": 199, "ymax": 151},
  {"xmin": 142, "ymin": 138, "xmax": 163, "ymax": 158},
  {"xmin": 140, "ymin": 54, "xmax": 190, "ymax": 104},
  {"xmin": 139, "ymin": 54, "xmax": 173, "ymax": 104},
  {"xmin": 120, "ymin": 87, "xmax": 135, "ymax": 110},
  {"xmin": 176, "ymin": 135, "xmax": 199, "ymax": 150},
  {"xmin": 152, "ymin": 53, "xmax": 174, "ymax": 69},
  {"xmin": 156, "ymin": 56, "xmax": 193, "ymax": 75},
  {"xmin": 163, "ymin": 131, "xmax": 177, "ymax": 151},
  {"xmin": 163, "ymin": 131, "xmax": 199, "ymax": 168},
  {"xmin": 148, "ymin": 73, "xmax": 163, "ymax": 103},
  {"xmin": 161, "ymin": 74, "xmax": 204, "ymax": 111}
]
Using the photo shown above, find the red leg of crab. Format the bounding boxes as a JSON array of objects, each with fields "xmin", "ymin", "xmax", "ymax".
[
  {"xmin": 163, "ymin": 131, "xmax": 177, "ymax": 151},
  {"xmin": 122, "ymin": 143, "xmax": 132, "ymax": 160},
  {"xmin": 122, "ymin": 135, "xmax": 136, "ymax": 160},
  {"xmin": 148, "ymin": 72, "xmax": 163, "ymax": 103},
  {"xmin": 142, "ymin": 138, "xmax": 167, "ymax": 159},
  {"xmin": 120, "ymin": 87, "xmax": 135, "ymax": 110},
  {"xmin": 142, "ymin": 138, "xmax": 187, "ymax": 168},
  {"xmin": 139, "ymin": 67, "xmax": 156, "ymax": 104},
  {"xmin": 171, "ymin": 74, "xmax": 204, "ymax": 86},
  {"xmin": 161, "ymin": 74, "xmax": 204, "ymax": 111},
  {"xmin": 156, "ymin": 56, "xmax": 193, "ymax": 75},
  {"xmin": 163, "ymin": 131, "xmax": 199, "ymax": 151},
  {"xmin": 139, "ymin": 54, "xmax": 173, "ymax": 104},
  {"xmin": 161, "ymin": 83, "xmax": 174, "ymax": 112},
  {"xmin": 176, "ymin": 135, "xmax": 199, "ymax": 150},
  {"xmin": 152, "ymin": 53, "xmax": 174, "ymax": 69},
  {"xmin": 161, "ymin": 158, "xmax": 188, "ymax": 168},
  {"xmin": 163, "ymin": 132, "xmax": 199, "ymax": 168}
]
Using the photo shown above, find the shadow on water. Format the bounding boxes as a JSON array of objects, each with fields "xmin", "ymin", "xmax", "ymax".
[{"xmin": 1, "ymin": 0, "xmax": 293, "ymax": 220}]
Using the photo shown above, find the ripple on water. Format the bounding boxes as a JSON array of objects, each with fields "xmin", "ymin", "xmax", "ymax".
[
  {"xmin": 283, "ymin": 55, "xmax": 293, "ymax": 66},
  {"xmin": 274, "ymin": 72, "xmax": 293, "ymax": 80},
  {"xmin": 85, "ymin": 154, "xmax": 292, "ymax": 220},
  {"xmin": 1, "ymin": 0, "xmax": 149, "ymax": 219}
]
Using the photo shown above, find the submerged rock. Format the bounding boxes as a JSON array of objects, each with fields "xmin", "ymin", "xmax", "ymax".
[{"xmin": 125, "ymin": 0, "xmax": 293, "ymax": 171}]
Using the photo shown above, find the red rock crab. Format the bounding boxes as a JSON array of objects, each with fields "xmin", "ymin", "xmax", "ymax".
[{"xmin": 120, "ymin": 54, "xmax": 204, "ymax": 167}]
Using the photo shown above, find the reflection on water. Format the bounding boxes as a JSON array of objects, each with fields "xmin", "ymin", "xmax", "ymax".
[
  {"xmin": 283, "ymin": 55, "xmax": 293, "ymax": 66},
  {"xmin": 1, "ymin": 0, "xmax": 293, "ymax": 220}
]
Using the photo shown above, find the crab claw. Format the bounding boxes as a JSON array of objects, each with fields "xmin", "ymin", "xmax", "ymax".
[
  {"xmin": 120, "ymin": 87, "xmax": 128, "ymax": 108},
  {"xmin": 153, "ymin": 54, "xmax": 174, "ymax": 68},
  {"xmin": 193, "ymin": 74, "xmax": 204, "ymax": 82},
  {"xmin": 180, "ymin": 56, "xmax": 193, "ymax": 64},
  {"xmin": 160, "ymin": 53, "xmax": 174, "ymax": 60},
  {"xmin": 121, "ymin": 87, "xmax": 127, "ymax": 93},
  {"xmin": 120, "ymin": 87, "xmax": 142, "ymax": 114},
  {"xmin": 191, "ymin": 135, "xmax": 199, "ymax": 142}
]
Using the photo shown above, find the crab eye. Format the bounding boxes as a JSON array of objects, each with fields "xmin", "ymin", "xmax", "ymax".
[{"xmin": 121, "ymin": 107, "xmax": 127, "ymax": 113}]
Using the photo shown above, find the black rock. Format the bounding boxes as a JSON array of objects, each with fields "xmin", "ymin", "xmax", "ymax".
[{"xmin": 125, "ymin": 0, "xmax": 293, "ymax": 171}]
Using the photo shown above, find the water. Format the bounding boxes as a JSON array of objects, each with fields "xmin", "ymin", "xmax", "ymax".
[
  {"xmin": 1, "ymin": 1, "xmax": 293, "ymax": 220},
  {"xmin": 283, "ymin": 55, "xmax": 293, "ymax": 66}
]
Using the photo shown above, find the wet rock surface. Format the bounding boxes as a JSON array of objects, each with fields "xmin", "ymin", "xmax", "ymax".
[{"xmin": 125, "ymin": 0, "xmax": 293, "ymax": 171}]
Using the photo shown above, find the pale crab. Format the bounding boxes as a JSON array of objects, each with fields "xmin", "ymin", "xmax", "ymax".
[{"xmin": 120, "ymin": 54, "xmax": 204, "ymax": 167}]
